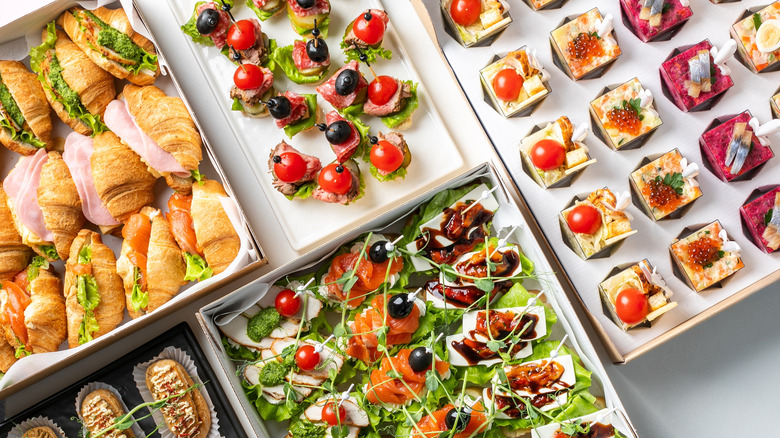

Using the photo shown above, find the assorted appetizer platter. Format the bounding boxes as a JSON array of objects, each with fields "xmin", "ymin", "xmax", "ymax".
[
  {"xmin": 167, "ymin": 0, "xmax": 468, "ymax": 251},
  {"xmin": 198, "ymin": 166, "xmax": 639, "ymax": 438},
  {"xmin": 0, "ymin": 3, "xmax": 262, "ymax": 395},
  {"xmin": 0, "ymin": 323, "xmax": 245, "ymax": 438},
  {"xmin": 423, "ymin": 0, "xmax": 780, "ymax": 362}
]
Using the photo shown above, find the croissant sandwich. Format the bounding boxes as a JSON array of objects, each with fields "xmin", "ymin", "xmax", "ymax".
[
  {"xmin": 80, "ymin": 388, "xmax": 136, "ymax": 438},
  {"xmin": 0, "ymin": 256, "xmax": 67, "ymax": 357},
  {"xmin": 63, "ymin": 131, "xmax": 156, "ymax": 231},
  {"xmin": 145, "ymin": 359, "xmax": 211, "ymax": 438},
  {"xmin": 117, "ymin": 207, "xmax": 186, "ymax": 319},
  {"xmin": 0, "ymin": 187, "xmax": 32, "ymax": 281},
  {"xmin": 0, "ymin": 334, "xmax": 16, "ymax": 373},
  {"xmin": 3, "ymin": 149, "xmax": 85, "ymax": 261},
  {"xmin": 29, "ymin": 22, "xmax": 115, "ymax": 136},
  {"xmin": 0, "ymin": 60, "xmax": 53, "ymax": 154},
  {"xmin": 167, "ymin": 179, "xmax": 240, "ymax": 281},
  {"xmin": 104, "ymin": 84, "xmax": 202, "ymax": 193},
  {"xmin": 64, "ymin": 230, "xmax": 125, "ymax": 348},
  {"xmin": 58, "ymin": 7, "xmax": 160, "ymax": 86}
]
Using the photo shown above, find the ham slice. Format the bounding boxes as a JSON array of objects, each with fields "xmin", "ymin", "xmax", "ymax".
[
  {"xmin": 3, "ymin": 149, "xmax": 53, "ymax": 241},
  {"xmin": 364, "ymin": 80, "xmax": 411, "ymax": 117},
  {"xmin": 104, "ymin": 100, "xmax": 190, "ymax": 178},
  {"xmin": 196, "ymin": 2, "xmax": 230, "ymax": 48},
  {"xmin": 325, "ymin": 111, "xmax": 360, "ymax": 162},
  {"xmin": 292, "ymin": 40, "xmax": 330, "ymax": 72},
  {"xmin": 62, "ymin": 132, "xmax": 119, "ymax": 226},
  {"xmin": 316, "ymin": 61, "xmax": 367, "ymax": 110},
  {"xmin": 275, "ymin": 91, "xmax": 309, "ymax": 128},
  {"xmin": 286, "ymin": 0, "xmax": 330, "ymax": 17}
]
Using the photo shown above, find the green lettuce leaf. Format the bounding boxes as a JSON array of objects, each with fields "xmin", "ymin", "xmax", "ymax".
[
  {"xmin": 401, "ymin": 183, "xmax": 480, "ymax": 245},
  {"xmin": 130, "ymin": 266, "xmax": 149, "ymax": 313},
  {"xmin": 284, "ymin": 180, "xmax": 317, "ymax": 201},
  {"xmin": 369, "ymin": 161, "xmax": 407, "ymax": 182},
  {"xmin": 271, "ymin": 43, "xmax": 329, "ymax": 85},
  {"xmin": 221, "ymin": 335, "xmax": 260, "ymax": 361},
  {"xmin": 77, "ymin": 243, "xmax": 92, "ymax": 264},
  {"xmin": 0, "ymin": 77, "xmax": 46, "ymax": 148},
  {"xmin": 340, "ymin": 19, "xmax": 392, "ymax": 63},
  {"xmin": 14, "ymin": 339, "xmax": 30, "ymax": 359},
  {"xmin": 339, "ymin": 102, "xmax": 364, "ymax": 118},
  {"xmin": 284, "ymin": 93, "xmax": 318, "ymax": 139},
  {"xmin": 231, "ymin": 97, "xmax": 243, "ymax": 111},
  {"xmin": 496, "ymin": 282, "xmax": 557, "ymax": 335},
  {"xmin": 551, "ymin": 394, "xmax": 600, "ymax": 423},
  {"xmin": 381, "ymin": 81, "xmax": 418, "ymax": 129},
  {"xmin": 39, "ymin": 244, "xmax": 59, "ymax": 260},
  {"xmin": 341, "ymin": 113, "xmax": 371, "ymax": 162},
  {"xmin": 263, "ymin": 38, "xmax": 278, "ymax": 71},
  {"xmin": 246, "ymin": 0, "xmax": 283, "ymax": 21},
  {"xmin": 180, "ymin": 1, "xmax": 231, "ymax": 46},
  {"xmin": 290, "ymin": 15, "xmax": 330, "ymax": 38},
  {"xmin": 77, "ymin": 274, "xmax": 100, "ymax": 311},
  {"xmin": 184, "ymin": 252, "xmax": 213, "ymax": 282},
  {"xmin": 26, "ymin": 256, "xmax": 49, "ymax": 284},
  {"xmin": 243, "ymin": 379, "xmax": 323, "ymax": 422},
  {"xmin": 0, "ymin": 118, "xmax": 46, "ymax": 148},
  {"xmin": 78, "ymin": 309, "xmax": 100, "ymax": 345}
]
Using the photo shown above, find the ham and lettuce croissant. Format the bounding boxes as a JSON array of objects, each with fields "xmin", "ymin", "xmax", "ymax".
[
  {"xmin": 29, "ymin": 22, "xmax": 115, "ymax": 136},
  {"xmin": 117, "ymin": 207, "xmax": 186, "ymax": 319},
  {"xmin": 167, "ymin": 179, "xmax": 240, "ymax": 281},
  {"xmin": 63, "ymin": 131, "xmax": 156, "ymax": 232},
  {"xmin": 0, "ymin": 187, "xmax": 32, "ymax": 281},
  {"xmin": 104, "ymin": 84, "xmax": 202, "ymax": 193},
  {"xmin": 3, "ymin": 149, "xmax": 85, "ymax": 261},
  {"xmin": 0, "ymin": 256, "xmax": 67, "ymax": 357},
  {"xmin": 58, "ymin": 7, "xmax": 160, "ymax": 86},
  {"xmin": 64, "ymin": 230, "xmax": 125, "ymax": 348},
  {"xmin": 0, "ymin": 60, "xmax": 53, "ymax": 154}
]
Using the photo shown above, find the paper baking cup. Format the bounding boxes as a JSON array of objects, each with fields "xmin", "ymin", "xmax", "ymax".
[
  {"xmin": 74, "ymin": 382, "xmax": 146, "ymax": 438},
  {"xmin": 132, "ymin": 346, "xmax": 222, "ymax": 438},
  {"xmin": 7, "ymin": 416, "xmax": 66, "ymax": 438}
]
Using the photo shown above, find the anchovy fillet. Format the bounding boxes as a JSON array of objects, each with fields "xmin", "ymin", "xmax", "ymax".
[
  {"xmin": 698, "ymin": 51, "xmax": 712, "ymax": 93},
  {"xmin": 650, "ymin": 0, "xmax": 664, "ymax": 16},
  {"xmin": 724, "ymin": 122, "xmax": 746, "ymax": 167}
]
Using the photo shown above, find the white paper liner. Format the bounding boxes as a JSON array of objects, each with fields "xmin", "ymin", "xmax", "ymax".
[
  {"xmin": 7, "ymin": 416, "xmax": 66, "ymax": 438},
  {"xmin": 74, "ymin": 382, "xmax": 146, "ymax": 438},
  {"xmin": 131, "ymin": 347, "xmax": 222, "ymax": 438}
]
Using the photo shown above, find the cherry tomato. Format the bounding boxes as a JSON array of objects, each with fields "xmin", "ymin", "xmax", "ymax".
[
  {"xmin": 274, "ymin": 288, "xmax": 302, "ymax": 317},
  {"xmin": 566, "ymin": 204, "xmax": 601, "ymax": 235},
  {"xmin": 233, "ymin": 64, "xmax": 265, "ymax": 90},
  {"xmin": 367, "ymin": 76, "xmax": 399, "ymax": 106},
  {"xmin": 370, "ymin": 140, "xmax": 404, "ymax": 174},
  {"xmin": 226, "ymin": 19, "xmax": 256, "ymax": 51},
  {"xmin": 449, "ymin": 0, "xmax": 481, "ymax": 27},
  {"xmin": 318, "ymin": 163, "xmax": 353, "ymax": 195},
  {"xmin": 530, "ymin": 139, "xmax": 565, "ymax": 171},
  {"xmin": 295, "ymin": 344, "xmax": 321, "ymax": 371},
  {"xmin": 273, "ymin": 152, "xmax": 307, "ymax": 183},
  {"xmin": 353, "ymin": 10, "xmax": 386, "ymax": 45},
  {"xmin": 615, "ymin": 288, "xmax": 649, "ymax": 325},
  {"xmin": 492, "ymin": 69, "xmax": 524, "ymax": 102},
  {"xmin": 321, "ymin": 401, "xmax": 347, "ymax": 426}
]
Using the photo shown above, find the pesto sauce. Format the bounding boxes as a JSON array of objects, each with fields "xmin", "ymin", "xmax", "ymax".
[
  {"xmin": 48, "ymin": 55, "xmax": 86, "ymax": 113},
  {"xmin": 0, "ymin": 75, "xmax": 25, "ymax": 128},
  {"xmin": 83, "ymin": 11, "xmax": 149, "ymax": 66}
]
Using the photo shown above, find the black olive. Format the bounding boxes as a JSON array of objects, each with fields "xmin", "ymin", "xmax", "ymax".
[
  {"xmin": 326, "ymin": 121, "xmax": 351, "ymax": 145},
  {"xmin": 306, "ymin": 38, "xmax": 329, "ymax": 63},
  {"xmin": 296, "ymin": 0, "xmax": 316, "ymax": 9},
  {"xmin": 387, "ymin": 293, "xmax": 415, "ymax": 319},
  {"xmin": 408, "ymin": 347, "xmax": 433, "ymax": 373},
  {"xmin": 267, "ymin": 96, "xmax": 291, "ymax": 120},
  {"xmin": 445, "ymin": 408, "xmax": 471, "ymax": 432},
  {"xmin": 368, "ymin": 241, "xmax": 389, "ymax": 263},
  {"xmin": 272, "ymin": 155, "xmax": 282, "ymax": 163},
  {"xmin": 196, "ymin": 9, "xmax": 221, "ymax": 35},
  {"xmin": 335, "ymin": 165, "xmax": 344, "ymax": 173},
  {"xmin": 335, "ymin": 69, "xmax": 359, "ymax": 96}
]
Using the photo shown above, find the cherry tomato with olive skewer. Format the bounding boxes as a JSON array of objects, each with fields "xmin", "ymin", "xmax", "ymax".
[
  {"xmin": 353, "ymin": 10, "xmax": 386, "ymax": 45},
  {"xmin": 370, "ymin": 140, "xmax": 404, "ymax": 174},
  {"xmin": 530, "ymin": 139, "xmax": 565, "ymax": 171},
  {"xmin": 272, "ymin": 153, "xmax": 307, "ymax": 184},
  {"xmin": 449, "ymin": 0, "xmax": 481, "ymax": 27},
  {"xmin": 615, "ymin": 288, "xmax": 649, "ymax": 325},
  {"xmin": 321, "ymin": 401, "xmax": 347, "ymax": 426},
  {"xmin": 233, "ymin": 64, "xmax": 265, "ymax": 90},
  {"xmin": 226, "ymin": 19, "xmax": 256, "ymax": 51},
  {"xmin": 318, "ymin": 163, "xmax": 353, "ymax": 195},
  {"xmin": 367, "ymin": 76, "xmax": 399, "ymax": 106},
  {"xmin": 274, "ymin": 288, "xmax": 302, "ymax": 317},
  {"xmin": 566, "ymin": 204, "xmax": 601, "ymax": 235}
]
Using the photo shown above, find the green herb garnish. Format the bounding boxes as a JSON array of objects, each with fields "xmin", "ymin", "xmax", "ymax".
[{"xmin": 655, "ymin": 172, "xmax": 684, "ymax": 195}]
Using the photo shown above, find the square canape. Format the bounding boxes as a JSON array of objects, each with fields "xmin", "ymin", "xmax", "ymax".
[
  {"xmin": 699, "ymin": 111, "xmax": 775, "ymax": 182},
  {"xmin": 620, "ymin": 0, "xmax": 693, "ymax": 43},
  {"xmin": 731, "ymin": 2, "xmax": 780, "ymax": 74},
  {"xmin": 441, "ymin": 0, "xmax": 512, "ymax": 48},
  {"xmin": 630, "ymin": 149, "xmax": 702, "ymax": 221},
  {"xmin": 519, "ymin": 116, "xmax": 595, "ymax": 188},
  {"xmin": 590, "ymin": 78, "xmax": 662, "ymax": 150},
  {"xmin": 523, "ymin": 0, "xmax": 568, "ymax": 12},
  {"xmin": 560, "ymin": 187, "xmax": 636, "ymax": 260},
  {"xmin": 599, "ymin": 259, "xmax": 677, "ymax": 331},
  {"xmin": 480, "ymin": 48, "xmax": 551, "ymax": 117},
  {"xmin": 550, "ymin": 8, "xmax": 622, "ymax": 80},
  {"xmin": 660, "ymin": 40, "xmax": 734, "ymax": 112},
  {"xmin": 670, "ymin": 221, "xmax": 744, "ymax": 292},
  {"xmin": 740, "ymin": 185, "xmax": 780, "ymax": 253},
  {"xmin": 772, "ymin": 90, "xmax": 780, "ymax": 119}
]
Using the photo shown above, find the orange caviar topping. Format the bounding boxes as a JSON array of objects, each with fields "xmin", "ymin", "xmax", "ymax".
[
  {"xmin": 567, "ymin": 32, "xmax": 603, "ymax": 61},
  {"xmin": 643, "ymin": 178, "xmax": 681, "ymax": 212},
  {"xmin": 605, "ymin": 107, "xmax": 642, "ymax": 136},
  {"xmin": 685, "ymin": 236, "xmax": 720, "ymax": 270}
]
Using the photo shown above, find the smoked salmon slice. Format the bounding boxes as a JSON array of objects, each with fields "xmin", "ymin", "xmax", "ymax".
[
  {"xmin": 123, "ymin": 212, "xmax": 152, "ymax": 290},
  {"xmin": 322, "ymin": 251, "xmax": 404, "ymax": 308},
  {"xmin": 366, "ymin": 349, "xmax": 449, "ymax": 406},
  {"xmin": 1, "ymin": 281, "xmax": 31, "ymax": 346},
  {"xmin": 411, "ymin": 401, "xmax": 489, "ymax": 438},
  {"xmin": 346, "ymin": 295, "xmax": 421, "ymax": 363},
  {"xmin": 167, "ymin": 193, "xmax": 201, "ymax": 256}
]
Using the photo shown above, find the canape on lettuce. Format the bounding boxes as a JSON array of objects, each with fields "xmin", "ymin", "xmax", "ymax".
[
  {"xmin": 341, "ymin": 9, "xmax": 392, "ymax": 63},
  {"xmin": 286, "ymin": 0, "xmax": 330, "ymax": 37}
]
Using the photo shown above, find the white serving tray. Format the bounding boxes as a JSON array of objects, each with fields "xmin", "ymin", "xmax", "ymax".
[
  {"xmin": 421, "ymin": 0, "xmax": 780, "ymax": 360},
  {"xmin": 165, "ymin": 0, "xmax": 467, "ymax": 252}
]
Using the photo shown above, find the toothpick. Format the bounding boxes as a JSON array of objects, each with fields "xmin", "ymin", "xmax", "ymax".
[
  {"xmin": 593, "ymin": 408, "xmax": 616, "ymax": 425},
  {"xmin": 314, "ymin": 335, "xmax": 335, "ymax": 353},
  {"xmin": 385, "ymin": 235, "xmax": 404, "ymax": 252},
  {"xmin": 490, "ymin": 226, "xmax": 518, "ymax": 257},
  {"xmin": 219, "ymin": 0, "xmax": 236, "ymax": 23},
  {"xmin": 549, "ymin": 334, "xmax": 569, "ymax": 359},
  {"xmin": 338, "ymin": 384, "xmax": 355, "ymax": 408},
  {"xmin": 427, "ymin": 333, "xmax": 444, "ymax": 354},
  {"xmin": 525, "ymin": 290, "xmax": 545, "ymax": 308},
  {"xmin": 461, "ymin": 187, "xmax": 498, "ymax": 215},
  {"xmin": 407, "ymin": 287, "xmax": 422, "ymax": 302},
  {"xmin": 295, "ymin": 278, "xmax": 315, "ymax": 297},
  {"xmin": 355, "ymin": 47, "xmax": 378, "ymax": 80}
]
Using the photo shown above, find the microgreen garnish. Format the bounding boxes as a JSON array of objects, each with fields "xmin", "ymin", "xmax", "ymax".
[{"xmin": 655, "ymin": 172, "xmax": 684, "ymax": 196}]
